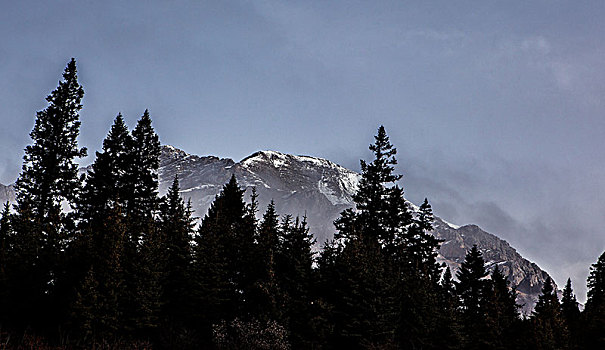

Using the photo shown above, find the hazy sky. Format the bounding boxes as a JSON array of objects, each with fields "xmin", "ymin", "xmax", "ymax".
[{"xmin": 1, "ymin": 0, "xmax": 604, "ymax": 301}]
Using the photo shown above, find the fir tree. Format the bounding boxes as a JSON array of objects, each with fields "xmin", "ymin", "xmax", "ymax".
[
  {"xmin": 128, "ymin": 109, "xmax": 161, "ymax": 233},
  {"xmin": 483, "ymin": 265, "xmax": 520, "ymax": 349},
  {"xmin": 78, "ymin": 114, "xmax": 134, "ymax": 224},
  {"xmin": 159, "ymin": 176, "xmax": 195, "ymax": 327},
  {"xmin": 15, "ymin": 58, "xmax": 86, "ymax": 218},
  {"xmin": 10, "ymin": 58, "xmax": 86, "ymax": 331},
  {"xmin": 192, "ymin": 175, "xmax": 255, "ymax": 343},
  {"xmin": 560, "ymin": 278, "xmax": 579, "ymax": 349},
  {"xmin": 0, "ymin": 203, "xmax": 10, "ymax": 326},
  {"xmin": 583, "ymin": 251, "xmax": 605, "ymax": 348},
  {"xmin": 531, "ymin": 277, "xmax": 568, "ymax": 350},
  {"xmin": 455, "ymin": 245, "xmax": 490, "ymax": 349},
  {"xmin": 437, "ymin": 266, "xmax": 464, "ymax": 349},
  {"xmin": 329, "ymin": 126, "xmax": 410, "ymax": 348},
  {"xmin": 276, "ymin": 215, "xmax": 316, "ymax": 348},
  {"xmin": 248, "ymin": 201, "xmax": 282, "ymax": 322}
]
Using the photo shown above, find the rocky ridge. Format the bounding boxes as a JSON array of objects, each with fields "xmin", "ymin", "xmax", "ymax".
[
  {"xmin": 159, "ymin": 145, "xmax": 553, "ymax": 312},
  {"xmin": 0, "ymin": 145, "xmax": 554, "ymax": 312}
]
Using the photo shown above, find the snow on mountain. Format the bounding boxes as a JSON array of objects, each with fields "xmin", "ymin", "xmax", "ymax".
[
  {"xmin": 159, "ymin": 145, "xmax": 553, "ymax": 313},
  {"xmin": 0, "ymin": 145, "xmax": 555, "ymax": 313}
]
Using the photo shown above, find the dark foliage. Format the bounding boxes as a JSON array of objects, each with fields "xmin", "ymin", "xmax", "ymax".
[{"xmin": 2, "ymin": 61, "xmax": 603, "ymax": 349}]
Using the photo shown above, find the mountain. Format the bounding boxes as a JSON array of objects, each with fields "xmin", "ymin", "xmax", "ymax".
[
  {"xmin": 159, "ymin": 145, "xmax": 552, "ymax": 312},
  {"xmin": 0, "ymin": 145, "xmax": 553, "ymax": 312}
]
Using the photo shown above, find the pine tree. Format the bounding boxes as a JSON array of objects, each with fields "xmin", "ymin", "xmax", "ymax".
[
  {"xmin": 0, "ymin": 203, "xmax": 10, "ymax": 326},
  {"xmin": 455, "ymin": 245, "xmax": 490, "ymax": 349},
  {"xmin": 336, "ymin": 125, "xmax": 410, "ymax": 246},
  {"xmin": 329, "ymin": 126, "xmax": 411, "ymax": 348},
  {"xmin": 15, "ymin": 58, "xmax": 86, "ymax": 218},
  {"xmin": 72, "ymin": 204, "xmax": 128, "ymax": 341},
  {"xmin": 407, "ymin": 198, "xmax": 442, "ymax": 280},
  {"xmin": 10, "ymin": 58, "xmax": 86, "ymax": 331},
  {"xmin": 396, "ymin": 198, "xmax": 444, "ymax": 349},
  {"xmin": 248, "ymin": 201, "xmax": 282, "ymax": 322},
  {"xmin": 159, "ymin": 176, "xmax": 195, "ymax": 327},
  {"xmin": 78, "ymin": 114, "xmax": 133, "ymax": 224},
  {"xmin": 583, "ymin": 251, "xmax": 605, "ymax": 348},
  {"xmin": 436, "ymin": 266, "xmax": 464, "ymax": 349},
  {"xmin": 276, "ymin": 215, "xmax": 316, "ymax": 348},
  {"xmin": 75, "ymin": 114, "xmax": 135, "ymax": 333},
  {"xmin": 483, "ymin": 265, "xmax": 520, "ymax": 349},
  {"xmin": 560, "ymin": 278, "xmax": 580, "ymax": 349},
  {"xmin": 531, "ymin": 277, "xmax": 568, "ymax": 350},
  {"xmin": 128, "ymin": 109, "xmax": 161, "ymax": 233},
  {"xmin": 192, "ymin": 175, "xmax": 255, "ymax": 343}
]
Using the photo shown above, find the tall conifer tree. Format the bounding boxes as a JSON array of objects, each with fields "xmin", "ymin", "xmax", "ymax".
[
  {"xmin": 11, "ymin": 58, "xmax": 86, "ymax": 330},
  {"xmin": 456, "ymin": 245, "xmax": 490, "ymax": 349},
  {"xmin": 159, "ymin": 176, "xmax": 195, "ymax": 327},
  {"xmin": 531, "ymin": 277, "xmax": 568, "ymax": 350},
  {"xmin": 583, "ymin": 251, "xmax": 605, "ymax": 348}
]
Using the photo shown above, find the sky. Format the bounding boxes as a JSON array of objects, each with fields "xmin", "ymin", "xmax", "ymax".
[{"xmin": 1, "ymin": 0, "xmax": 604, "ymax": 301}]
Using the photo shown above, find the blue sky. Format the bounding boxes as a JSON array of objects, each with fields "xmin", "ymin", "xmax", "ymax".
[{"xmin": 1, "ymin": 0, "xmax": 604, "ymax": 301}]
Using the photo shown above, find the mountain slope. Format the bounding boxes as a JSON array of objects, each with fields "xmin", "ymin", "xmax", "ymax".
[
  {"xmin": 1, "ymin": 145, "xmax": 553, "ymax": 312},
  {"xmin": 159, "ymin": 145, "xmax": 552, "ymax": 312}
]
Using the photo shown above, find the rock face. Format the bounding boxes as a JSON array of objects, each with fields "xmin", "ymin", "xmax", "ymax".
[
  {"xmin": 0, "ymin": 183, "xmax": 15, "ymax": 206},
  {"xmin": 159, "ymin": 145, "xmax": 552, "ymax": 312}
]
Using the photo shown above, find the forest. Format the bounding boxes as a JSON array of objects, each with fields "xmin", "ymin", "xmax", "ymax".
[{"xmin": 0, "ymin": 60, "xmax": 604, "ymax": 349}]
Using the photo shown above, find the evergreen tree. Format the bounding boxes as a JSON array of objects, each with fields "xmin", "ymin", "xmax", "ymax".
[
  {"xmin": 159, "ymin": 176, "xmax": 195, "ymax": 328},
  {"xmin": 10, "ymin": 58, "xmax": 86, "ymax": 331},
  {"xmin": 531, "ymin": 277, "xmax": 568, "ymax": 350},
  {"xmin": 72, "ymin": 204, "xmax": 127, "ymax": 342},
  {"xmin": 336, "ymin": 125, "xmax": 410, "ymax": 246},
  {"xmin": 75, "ymin": 114, "xmax": 135, "ymax": 333},
  {"xmin": 128, "ymin": 109, "xmax": 161, "ymax": 232},
  {"xmin": 192, "ymin": 175, "xmax": 255, "ymax": 343},
  {"xmin": 455, "ymin": 245, "xmax": 490, "ymax": 349},
  {"xmin": 276, "ymin": 215, "xmax": 316, "ymax": 348},
  {"xmin": 329, "ymin": 126, "xmax": 412, "ymax": 348},
  {"xmin": 0, "ymin": 203, "xmax": 10, "ymax": 326},
  {"xmin": 560, "ymin": 278, "xmax": 580, "ymax": 349},
  {"xmin": 396, "ymin": 198, "xmax": 444, "ymax": 349},
  {"xmin": 437, "ymin": 266, "xmax": 464, "ymax": 349},
  {"xmin": 407, "ymin": 198, "xmax": 442, "ymax": 280},
  {"xmin": 248, "ymin": 201, "xmax": 282, "ymax": 322},
  {"xmin": 15, "ymin": 58, "xmax": 86, "ymax": 218},
  {"xmin": 583, "ymin": 251, "xmax": 605, "ymax": 348},
  {"xmin": 483, "ymin": 265, "xmax": 520, "ymax": 349},
  {"xmin": 78, "ymin": 114, "xmax": 133, "ymax": 224}
]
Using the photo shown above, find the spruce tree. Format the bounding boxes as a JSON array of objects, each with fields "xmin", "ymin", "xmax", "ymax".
[
  {"xmin": 483, "ymin": 265, "xmax": 520, "ymax": 349},
  {"xmin": 15, "ymin": 58, "xmax": 86, "ymax": 218},
  {"xmin": 78, "ymin": 114, "xmax": 133, "ymax": 224},
  {"xmin": 192, "ymin": 175, "xmax": 255, "ymax": 343},
  {"xmin": 128, "ymin": 109, "xmax": 161, "ymax": 231},
  {"xmin": 248, "ymin": 201, "xmax": 282, "ymax": 321},
  {"xmin": 159, "ymin": 176, "xmax": 195, "ymax": 327},
  {"xmin": 276, "ymin": 215, "xmax": 316, "ymax": 348},
  {"xmin": 0, "ymin": 203, "xmax": 10, "ymax": 326},
  {"xmin": 531, "ymin": 277, "xmax": 568, "ymax": 350},
  {"xmin": 329, "ymin": 126, "xmax": 411, "ymax": 348},
  {"xmin": 583, "ymin": 251, "xmax": 605, "ymax": 348},
  {"xmin": 455, "ymin": 245, "xmax": 490, "ymax": 349},
  {"xmin": 437, "ymin": 266, "xmax": 464, "ymax": 349},
  {"xmin": 11, "ymin": 58, "xmax": 86, "ymax": 331},
  {"xmin": 560, "ymin": 278, "xmax": 580, "ymax": 349}
]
